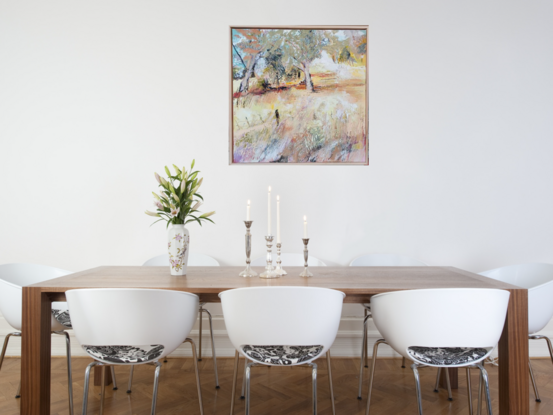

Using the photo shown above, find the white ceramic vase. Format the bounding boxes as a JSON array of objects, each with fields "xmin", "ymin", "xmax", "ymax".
[{"xmin": 167, "ymin": 224, "xmax": 190, "ymax": 276}]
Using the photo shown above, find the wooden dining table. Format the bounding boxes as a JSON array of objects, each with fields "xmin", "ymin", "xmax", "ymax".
[{"xmin": 21, "ymin": 265, "xmax": 529, "ymax": 415}]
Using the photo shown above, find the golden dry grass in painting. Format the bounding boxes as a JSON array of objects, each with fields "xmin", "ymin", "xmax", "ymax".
[{"xmin": 231, "ymin": 28, "xmax": 367, "ymax": 164}]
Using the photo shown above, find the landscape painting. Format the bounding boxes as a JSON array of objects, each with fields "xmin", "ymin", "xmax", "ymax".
[{"xmin": 230, "ymin": 26, "xmax": 368, "ymax": 164}]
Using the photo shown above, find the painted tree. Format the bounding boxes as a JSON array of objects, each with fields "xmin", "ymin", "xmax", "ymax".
[
  {"xmin": 233, "ymin": 29, "xmax": 281, "ymax": 93},
  {"xmin": 281, "ymin": 30, "xmax": 335, "ymax": 92}
]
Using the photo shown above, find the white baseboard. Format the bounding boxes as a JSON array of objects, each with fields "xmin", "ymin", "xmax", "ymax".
[{"xmin": 1, "ymin": 315, "xmax": 552, "ymax": 359}]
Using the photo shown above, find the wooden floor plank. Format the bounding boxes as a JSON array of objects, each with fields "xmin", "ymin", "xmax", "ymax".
[{"xmin": 2, "ymin": 357, "xmax": 552, "ymax": 414}]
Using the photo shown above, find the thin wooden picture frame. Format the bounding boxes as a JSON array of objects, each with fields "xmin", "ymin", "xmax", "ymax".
[{"xmin": 229, "ymin": 25, "xmax": 369, "ymax": 165}]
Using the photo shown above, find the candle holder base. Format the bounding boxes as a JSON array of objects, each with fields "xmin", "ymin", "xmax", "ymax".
[
  {"xmin": 299, "ymin": 268, "xmax": 313, "ymax": 278},
  {"xmin": 259, "ymin": 269, "xmax": 280, "ymax": 279},
  {"xmin": 239, "ymin": 264, "xmax": 258, "ymax": 278},
  {"xmin": 274, "ymin": 266, "xmax": 287, "ymax": 276}
]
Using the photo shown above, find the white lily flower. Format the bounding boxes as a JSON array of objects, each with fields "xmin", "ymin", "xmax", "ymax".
[{"xmin": 170, "ymin": 207, "xmax": 180, "ymax": 217}]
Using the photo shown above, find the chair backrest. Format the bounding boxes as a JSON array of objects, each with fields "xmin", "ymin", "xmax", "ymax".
[
  {"xmin": 251, "ymin": 253, "xmax": 326, "ymax": 267},
  {"xmin": 0, "ymin": 263, "xmax": 71, "ymax": 331},
  {"xmin": 349, "ymin": 254, "xmax": 427, "ymax": 266},
  {"xmin": 66, "ymin": 288, "xmax": 199, "ymax": 362},
  {"xmin": 220, "ymin": 286, "xmax": 344, "ymax": 362},
  {"xmin": 143, "ymin": 252, "xmax": 220, "ymax": 266},
  {"xmin": 480, "ymin": 263, "xmax": 553, "ymax": 334},
  {"xmin": 370, "ymin": 288, "xmax": 510, "ymax": 364}
]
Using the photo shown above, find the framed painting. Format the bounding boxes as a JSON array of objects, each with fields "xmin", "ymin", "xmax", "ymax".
[{"xmin": 230, "ymin": 25, "xmax": 368, "ymax": 165}]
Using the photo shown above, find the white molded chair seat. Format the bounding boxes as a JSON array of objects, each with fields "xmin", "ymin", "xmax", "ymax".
[
  {"xmin": 66, "ymin": 288, "xmax": 203, "ymax": 415},
  {"xmin": 143, "ymin": 252, "xmax": 220, "ymax": 267},
  {"xmin": 221, "ymin": 286, "xmax": 344, "ymax": 414},
  {"xmin": 251, "ymin": 253, "xmax": 326, "ymax": 267},
  {"xmin": 350, "ymin": 254, "xmax": 427, "ymax": 267},
  {"xmin": 366, "ymin": 288, "xmax": 510, "ymax": 415},
  {"xmin": 480, "ymin": 263, "xmax": 553, "ymax": 402},
  {"xmin": 0, "ymin": 263, "xmax": 75, "ymax": 413}
]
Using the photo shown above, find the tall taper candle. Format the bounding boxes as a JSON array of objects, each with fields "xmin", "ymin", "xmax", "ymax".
[
  {"xmin": 303, "ymin": 215, "xmax": 308, "ymax": 238},
  {"xmin": 247, "ymin": 200, "xmax": 251, "ymax": 221},
  {"xmin": 277, "ymin": 195, "xmax": 281, "ymax": 243},
  {"xmin": 268, "ymin": 186, "xmax": 272, "ymax": 235}
]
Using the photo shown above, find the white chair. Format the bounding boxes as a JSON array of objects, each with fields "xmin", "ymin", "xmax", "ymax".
[
  {"xmin": 480, "ymin": 263, "xmax": 553, "ymax": 402},
  {"xmin": 365, "ymin": 288, "xmax": 510, "ymax": 415},
  {"xmin": 0, "ymin": 263, "xmax": 75, "ymax": 415},
  {"xmin": 142, "ymin": 252, "xmax": 220, "ymax": 389},
  {"xmin": 251, "ymin": 253, "xmax": 327, "ymax": 267},
  {"xmin": 220, "ymin": 286, "xmax": 344, "ymax": 415},
  {"xmin": 350, "ymin": 254, "xmax": 427, "ymax": 399},
  {"xmin": 66, "ymin": 288, "xmax": 203, "ymax": 415}
]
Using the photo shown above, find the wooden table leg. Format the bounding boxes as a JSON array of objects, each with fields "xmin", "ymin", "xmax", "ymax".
[
  {"xmin": 94, "ymin": 366, "xmax": 113, "ymax": 386},
  {"xmin": 499, "ymin": 288, "xmax": 529, "ymax": 415},
  {"xmin": 21, "ymin": 288, "xmax": 52, "ymax": 415}
]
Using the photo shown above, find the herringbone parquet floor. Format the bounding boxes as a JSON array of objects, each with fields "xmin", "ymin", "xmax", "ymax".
[{"xmin": 1, "ymin": 357, "xmax": 552, "ymax": 414}]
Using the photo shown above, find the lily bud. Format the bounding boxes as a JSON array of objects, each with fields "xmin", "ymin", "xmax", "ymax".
[
  {"xmin": 145, "ymin": 210, "xmax": 161, "ymax": 217},
  {"xmin": 191, "ymin": 159, "xmax": 195, "ymax": 170},
  {"xmin": 196, "ymin": 177, "xmax": 203, "ymax": 189},
  {"xmin": 172, "ymin": 193, "xmax": 180, "ymax": 203},
  {"xmin": 173, "ymin": 164, "xmax": 181, "ymax": 175},
  {"xmin": 155, "ymin": 172, "xmax": 161, "ymax": 184},
  {"xmin": 180, "ymin": 180, "xmax": 186, "ymax": 192},
  {"xmin": 164, "ymin": 166, "xmax": 171, "ymax": 176},
  {"xmin": 160, "ymin": 177, "xmax": 168, "ymax": 186},
  {"xmin": 192, "ymin": 201, "xmax": 202, "ymax": 210},
  {"xmin": 152, "ymin": 192, "xmax": 161, "ymax": 201},
  {"xmin": 199, "ymin": 211, "xmax": 215, "ymax": 219}
]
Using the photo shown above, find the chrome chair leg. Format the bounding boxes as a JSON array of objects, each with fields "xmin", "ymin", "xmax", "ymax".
[
  {"xmin": 127, "ymin": 365, "xmax": 134, "ymax": 393},
  {"xmin": 477, "ymin": 370, "xmax": 483, "ymax": 415},
  {"xmin": 432, "ymin": 366, "xmax": 452, "ymax": 401},
  {"xmin": 433, "ymin": 367, "xmax": 441, "ymax": 392},
  {"xmin": 326, "ymin": 351, "xmax": 336, "ymax": 415},
  {"xmin": 54, "ymin": 331, "xmax": 74, "ymax": 415},
  {"xmin": 241, "ymin": 357, "xmax": 247, "ymax": 399},
  {"xmin": 411, "ymin": 363, "xmax": 424, "ymax": 415},
  {"xmin": 529, "ymin": 360, "xmax": 541, "ymax": 402},
  {"xmin": 364, "ymin": 308, "xmax": 369, "ymax": 368},
  {"xmin": 444, "ymin": 367, "xmax": 453, "ymax": 401},
  {"xmin": 230, "ymin": 351, "xmax": 240, "ymax": 415},
  {"xmin": 111, "ymin": 366, "xmax": 118, "ymax": 390},
  {"xmin": 198, "ymin": 305, "xmax": 204, "ymax": 361},
  {"xmin": 357, "ymin": 314, "xmax": 370, "ymax": 399},
  {"xmin": 245, "ymin": 361, "xmax": 254, "ymax": 415},
  {"xmin": 477, "ymin": 363, "xmax": 492, "ymax": 415},
  {"xmin": 82, "ymin": 361, "xmax": 99, "ymax": 415},
  {"xmin": 0, "ymin": 332, "xmax": 21, "ymax": 398},
  {"xmin": 466, "ymin": 367, "xmax": 473, "ymax": 415},
  {"xmin": 151, "ymin": 361, "xmax": 162, "ymax": 415},
  {"xmin": 203, "ymin": 307, "xmax": 220, "ymax": 388},
  {"xmin": 100, "ymin": 365, "xmax": 106, "ymax": 415},
  {"xmin": 365, "ymin": 339, "xmax": 387, "ymax": 415},
  {"xmin": 185, "ymin": 338, "xmax": 204, "ymax": 415},
  {"xmin": 309, "ymin": 362, "xmax": 318, "ymax": 415}
]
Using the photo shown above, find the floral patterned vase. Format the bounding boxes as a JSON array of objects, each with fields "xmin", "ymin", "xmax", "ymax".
[{"xmin": 167, "ymin": 224, "xmax": 190, "ymax": 276}]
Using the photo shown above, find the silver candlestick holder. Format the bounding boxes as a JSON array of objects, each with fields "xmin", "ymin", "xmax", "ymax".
[
  {"xmin": 259, "ymin": 235, "xmax": 279, "ymax": 279},
  {"xmin": 239, "ymin": 221, "xmax": 257, "ymax": 277},
  {"xmin": 274, "ymin": 242, "xmax": 287, "ymax": 275},
  {"xmin": 299, "ymin": 238, "xmax": 313, "ymax": 278}
]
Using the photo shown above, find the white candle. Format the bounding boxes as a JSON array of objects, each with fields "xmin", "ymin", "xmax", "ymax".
[
  {"xmin": 247, "ymin": 200, "xmax": 251, "ymax": 221},
  {"xmin": 303, "ymin": 215, "xmax": 308, "ymax": 238},
  {"xmin": 268, "ymin": 186, "xmax": 271, "ymax": 235},
  {"xmin": 277, "ymin": 195, "xmax": 281, "ymax": 243}
]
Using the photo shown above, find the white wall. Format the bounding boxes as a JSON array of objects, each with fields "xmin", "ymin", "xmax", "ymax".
[{"xmin": 1, "ymin": 0, "xmax": 553, "ymax": 357}]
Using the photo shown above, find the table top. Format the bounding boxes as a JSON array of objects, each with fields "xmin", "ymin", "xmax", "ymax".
[{"xmin": 28, "ymin": 266, "xmax": 522, "ymax": 303}]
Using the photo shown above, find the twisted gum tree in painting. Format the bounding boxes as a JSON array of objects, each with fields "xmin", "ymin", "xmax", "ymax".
[{"xmin": 231, "ymin": 27, "xmax": 368, "ymax": 164}]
